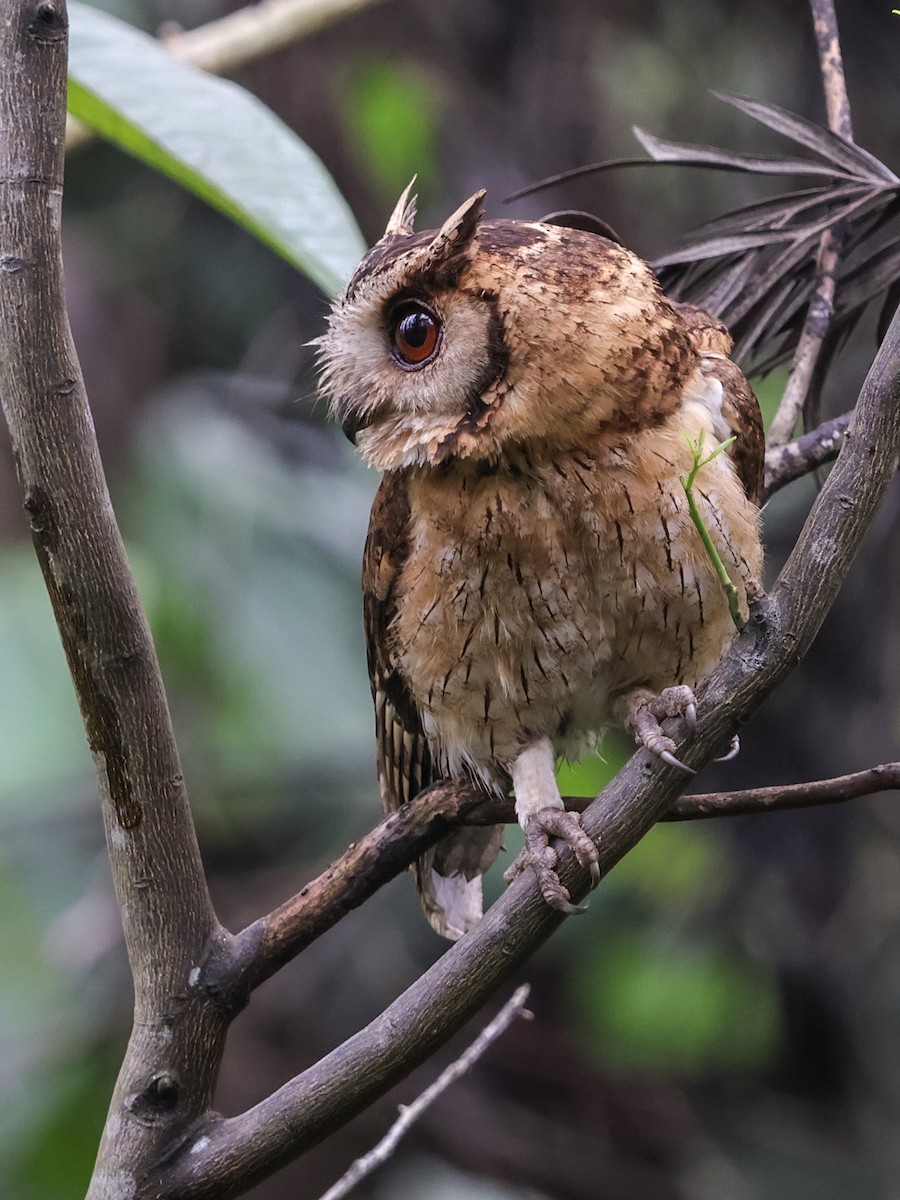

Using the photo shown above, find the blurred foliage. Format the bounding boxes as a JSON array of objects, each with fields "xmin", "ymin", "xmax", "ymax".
[
  {"xmin": 340, "ymin": 58, "xmax": 441, "ymax": 207},
  {"xmin": 2, "ymin": 1, "xmax": 900, "ymax": 1199},
  {"xmin": 572, "ymin": 928, "xmax": 780, "ymax": 1075},
  {"xmin": 0, "ymin": 550, "xmax": 91, "ymax": 798}
]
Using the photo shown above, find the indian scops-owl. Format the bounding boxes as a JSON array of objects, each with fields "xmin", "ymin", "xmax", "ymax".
[{"xmin": 317, "ymin": 185, "xmax": 764, "ymax": 940}]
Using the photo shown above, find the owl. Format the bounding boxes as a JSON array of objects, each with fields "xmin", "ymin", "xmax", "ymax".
[{"xmin": 317, "ymin": 185, "xmax": 764, "ymax": 940}]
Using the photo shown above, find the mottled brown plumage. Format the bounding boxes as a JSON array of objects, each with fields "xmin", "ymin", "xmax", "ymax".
[{"xmin": 318, "ymin": 187, "xmax": 764, "ymax": 939}]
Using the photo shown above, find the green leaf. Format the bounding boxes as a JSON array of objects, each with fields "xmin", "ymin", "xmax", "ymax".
[{"xmin": 67, "ymin": 2, "xmax": 366, "ymax": 296}]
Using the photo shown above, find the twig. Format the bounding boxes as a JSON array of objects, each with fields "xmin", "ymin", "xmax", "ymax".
[
  {"xmin": 766, "ymin": 234, "xmax": 840, "ymax": 445},
  {"xmin": 66, "ymin": 0, "xmax": 387, "ymax": 152},
  {"xmin": 761, "ymin": 411, "xmax": 851, "ymax": 502},
  {"xmin": 315, "ymin": 985, "xmax": 532, "ymax": 1200},
  {"xmin": 811, "ymin": 0, "xmax": 853, "ymax": 141},
  {"xmin": 680, "ymin": 431, "xmax": 745, "ymax": 630},
  {"xmin": 662, "ymin": 764, "xmax": 900, "ymax": 820},
  {"xmin": 767, "ymin": 0, "xmax": 852, "ymax": 446}
]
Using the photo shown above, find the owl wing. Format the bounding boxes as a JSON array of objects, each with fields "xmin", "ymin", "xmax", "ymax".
[
  {"xmin": 702, "ymin": 354, "xmax": 765, "ymax": 504},
  {"xmin": 671, "ymin": 300, "xmax": 765, "ymax": 504},
  {"xmin": 363, "ymin": 470, "xmax": 435, "ymax": 812},
  {"xmin": 363, "ymin": 470, "xmax": 501, "ymax": 940}
]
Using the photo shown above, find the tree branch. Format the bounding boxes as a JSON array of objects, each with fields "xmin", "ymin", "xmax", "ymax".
[
  {"xmin": 767, "ymin": 0, "xmax": 852, "ymax": 446},
  {"xmin": 761, "ymin": 411, "xmax": 851, "ymax": 501},
  {"xmin": 204, "ymin": 759, "xmax": 900, "ymax": 1011},
  {"xmin": 663, "ymin": 764, "xmax": 900, "ymax": 820},
  {"xmin": 206, "ymin": 783, "xmax": 486, "ymax": 1008},
  {"xmin": 0, "ymin": 4, "xmax": 230, "ymax": 1196},
  {"xmin": 154, "ymin": 296, "xmax": 900, "ymax": 1196},
  {"xmin": 810, "ymin": 0, "xmax": 853, "ymax": 141},
  {"xmin": 163, "ymin": 0, "xmax": 388, "ymax": 74}
]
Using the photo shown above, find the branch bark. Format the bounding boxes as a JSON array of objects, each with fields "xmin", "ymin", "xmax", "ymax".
[
  {"xmin": 761, "ymin": 411, "xmax": 850, "ymax": 501},
  {"xmin": 0, "ymin": 4, "xmax": 230, "ymax": 1196},
  {"xmin": 663, "ymin": 764, "xmax": 900, "ymax": 820}
]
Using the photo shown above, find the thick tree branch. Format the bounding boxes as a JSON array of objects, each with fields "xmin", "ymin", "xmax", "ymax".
[
  {"xmin": 767, "ymin": 0, "xmax": 851, "ymax": 446},
  {"xmin": 155, "ymin": 297, "xmax": 900, "ymax": 1195},
  {"xmin": 0, "ymin": 4, "xmax": 229, "ymax": 1197}
]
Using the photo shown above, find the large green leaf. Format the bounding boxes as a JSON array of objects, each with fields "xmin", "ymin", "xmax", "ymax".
[{"xmin": 67, "ymin": 2, "xmax": 366, "ymax": 296}]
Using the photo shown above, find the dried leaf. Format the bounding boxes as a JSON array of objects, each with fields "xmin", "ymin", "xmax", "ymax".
[
  {"xmin": 691, "ymin": 185, "xmax": 865, "ymax": 238},
  {"xmin": 836, "ymin": 237, "xmax": 900, "ymax": 316},
  {"xmin": 712, "ymin": 92, "xmax": 899, "ymax": 183},
  {"xmin": 633, "ymin": 126, "xmax": 855, "ymax": 180},
  {"xmin": 654, "ymin": 229, "xmax": 800, "ymax": 268},
  {"xmin": 514, "ymin": 92, "xmax": 900, "ymax": 372}
]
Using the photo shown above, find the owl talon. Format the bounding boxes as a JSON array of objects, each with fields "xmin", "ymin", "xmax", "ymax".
[
  {"xmin": 504, "ymin": 806, "xmax": 600, "ymax": 913},
  {"xmin": 716, "ymin": 734, "xmax": 741, "ymax": 763},
  {"xmin": 659, "ymin": 749, "xmax": 697, "ymax": 775},
  {"xmin": 625, "ymin": 685, "xmax": 699, "ymax": 774}
]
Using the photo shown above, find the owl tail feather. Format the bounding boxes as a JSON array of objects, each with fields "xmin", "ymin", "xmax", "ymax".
[{"xmin": 414, "ymin": 825, "xmax": 504, "ymax": 941}]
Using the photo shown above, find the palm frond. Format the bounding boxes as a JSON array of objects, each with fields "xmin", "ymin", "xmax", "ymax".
[{"xmin": 517, "ymin": 94, "xmax": 900, "ymax": 371}]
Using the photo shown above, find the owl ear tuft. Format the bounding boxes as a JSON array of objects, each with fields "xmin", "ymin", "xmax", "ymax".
[
  {"xmin": 428, "ymin": 190, "xmax": 486, "ymax": 260},
  {"xmin": 384, "ymin": 178, "xmax": 419, "ymax": 237}
]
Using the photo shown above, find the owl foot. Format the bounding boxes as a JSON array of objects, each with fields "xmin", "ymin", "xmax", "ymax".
[
  {"xmin": 626, "ymin": 685, "xmax": 698, "ymax": 775},
  {"xmin": 504, "ymin": 808, "xmax": 600, "ymax": 915}
]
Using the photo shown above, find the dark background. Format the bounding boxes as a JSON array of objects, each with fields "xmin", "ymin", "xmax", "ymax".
[{"xmin": 2, "ymin": 2, "xmax": 900, "ymax": 1197}]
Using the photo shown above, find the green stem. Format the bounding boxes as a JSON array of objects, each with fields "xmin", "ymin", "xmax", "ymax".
[{"xmin": 680, "ymin": 432, "xmax": 746, "ymax": 631}]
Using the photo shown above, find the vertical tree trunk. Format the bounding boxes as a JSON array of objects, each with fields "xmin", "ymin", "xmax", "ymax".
[{"xmin": 0, "ymin": 4, "xmax": 230, "ymax": 1195}]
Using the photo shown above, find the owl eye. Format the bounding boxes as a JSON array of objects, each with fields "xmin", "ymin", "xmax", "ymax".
[{"xmin": 390, "ymin": 301, "xmax": 442, "ymax": 368}]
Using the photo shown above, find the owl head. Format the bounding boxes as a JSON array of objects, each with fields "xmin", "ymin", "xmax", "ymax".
[{"xmin": 317, "ymin": 184, "xmax": 694, "ymax": 471}]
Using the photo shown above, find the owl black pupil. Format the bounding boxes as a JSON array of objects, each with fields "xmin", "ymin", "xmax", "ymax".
[{"xmin": 400, "ymin": 311, "xmax": 430, "ymax": 347}]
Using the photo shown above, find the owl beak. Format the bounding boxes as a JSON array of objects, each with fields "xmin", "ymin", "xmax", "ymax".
[
  {"xmin": 340, "ymin": 406, "xmax": 375, "ymax": 445},
  {"xmin": 341, "ymin": 415, "xmax": 359, "ymax": 445}
]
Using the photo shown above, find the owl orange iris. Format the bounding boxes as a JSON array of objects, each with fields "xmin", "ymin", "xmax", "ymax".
[{"xmin": 390, "ymin": 302, "xmax": 441, "ymax": 367}]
